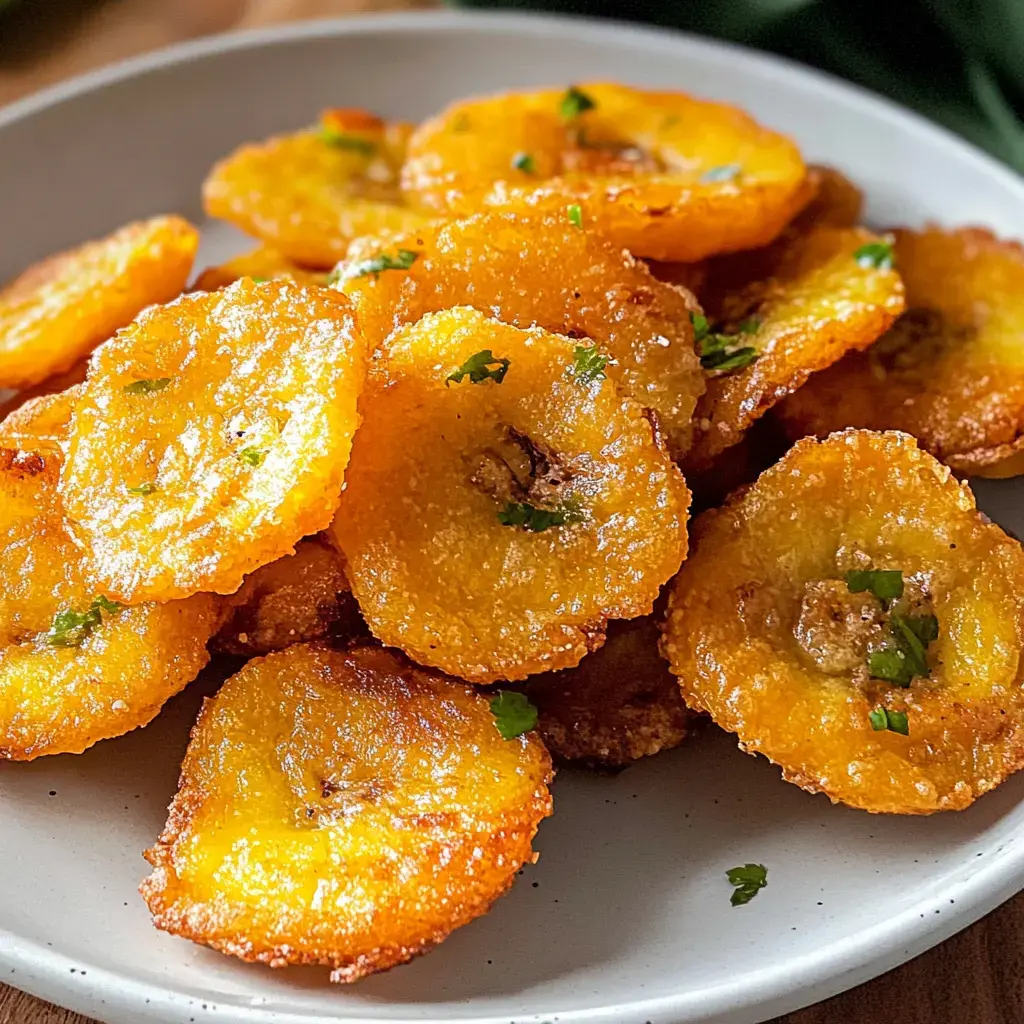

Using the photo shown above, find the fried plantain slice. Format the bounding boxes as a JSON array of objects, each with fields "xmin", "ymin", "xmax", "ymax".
[
  {"xmin": 141, "ymin": 643, "xmax": 553, "ymax": 981},
  {"xmin": 777, "ymin": 227, "xmax": 1024, "ymax": 477},
  {"xmin": 0, "ymin": 384, "xmax": 81, "ymax": 453},
  {"xmin": 0, "ymin": 216, "xmax": 198, "ymax": 389},
  {"xmin": 662, "ymin": 430, "xmax": 1024, "ymax": 814},
  {"xmin": 527, "ymin": 614, "xmax": 692, "ymax": 769},
  {"xmin": 0, "ymin": 448, "xmax": 220, "ymax": 759},
  {"xmin": 331, "ymin": 307, "xmax": 690, "ymax": 683},
  {"xmin": 792, "ymin": 165, "xmax": 863, "ymax": 231},
  {"xmin": 682, "ymin": 225, "xmax": 905, "ymax": 472},
  {"xmin": 60, "ymin": 279, "xmax": 366, "ymax": 603},
  {"xmin": 0, "ymin": 356, "xmax": 89, "ymax": 421},
  {"xmin": 204, "ymin": 109, "xmax": 425, "ymax": 269},
  {"xmin": 402, "ymin": 83, "xmax": 811, "ymax": 262},
  {"xmin": 193, "ymin": 245, "xmax": 329, "ymax": 291},
  {"xmin": 213, "ymin": 535, "xmax": 363, "ymax": 656},
  {"xmin": 336, "ymin": 211, "xmax": 704, "ymax": 456}
]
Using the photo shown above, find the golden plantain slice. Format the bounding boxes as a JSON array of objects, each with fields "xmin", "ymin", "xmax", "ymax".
[
  {"xmin": 141, "ymin": 643, "xmax": 553, "ymax": 981},
  {"xmin": 60, "ymin": 280, "xmax": 366, "ymax": 603},
  {"xmin": 528, "ymin": 614, "xmax": 693, "ymax": 769},
  {"xmin": 777, "ymin": 227, "xmax": 1024, "ymax": 477},
  {"xmin": 336, "ymin": 211, "xmax": 704, "ymax": 456},
  {"xmin": 662, "ymin": 430, "xmax": 1024, "ymax": 814},
  {"xmin": 213, "ymin": 535, "xmax": 363, "ymax": 657},
  {"xmin": 0, "ymin": 384, "xmax": 82, "ymax": 453},
  {"xmin": 0, "ymin": 356, "xmax": 89, "ymax": 421},
  {"xmin": 682, "ymin": 225, "xmax": 905, "ymax": 472},
  {"xmin": 203, "ymin": 109, "xmax": 426, "ymax": 269},
  {"xmin": 791, "ymin": 164, "xmax": 864, "ymax": 231},
  {"xmin": 193, "ymin": 245, "xmax": 329, "ymax": 291},
  {"xmin": 331, "ymin": 307, "xmax": 690, "ymax": 683},
  {"xmin": 402, "ymin": 83, "xmax": 811, "ymax": 262},
  {"xmin": 0, "ymin": 448, "xmax": 220, "ymax": 759},
  {"xmin": 0, "ymin": 216, "xmax": 198, "ymax": 389}
]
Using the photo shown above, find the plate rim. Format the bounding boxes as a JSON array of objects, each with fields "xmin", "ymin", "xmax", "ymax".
[{"xmin": 2, "ymin": 10, "xmax": 1024, "ymax": 1024}]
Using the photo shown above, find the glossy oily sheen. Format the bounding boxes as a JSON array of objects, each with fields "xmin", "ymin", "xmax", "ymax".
[
  {"xmin": 527, "ymin": 613, "xmax": 692, "ymax": 769},
  {"xmin": 59, "ymin": 279, "xmax": 366, "ymax": 602},
  {"xmin": 402, "ymin": 82, "xmax": 811, "ymax": 261},
  {"xmin": 140, "ymin": 643, "xmax": 553, "ymax": 982},
  {"xmin": 337, "ymin": 210, "xmax": 704, "ymax": 456},
  {"xmin": 0, "ymin": 216, "xmax": 198, "ymax": 388},
  {"xmin": 204, "ymin": 113, "xmax": 425, "ymax": 268},
  {"xmin": 684, "ymin": 225, "xmax": 906, "ymax": 472},
  {"xmin": 332, "ymin": 306, "xmax": 690, "ymax": 683},
  {"xmin": 0, "ymin": 448, "xmax": 219, "ymax": 759},
  {"xmin": 213, "ymin": 535, "xmax": 361, "ymax": 656},
  {"xmin": 778, "ymin": 227, "xmax": 1024, "ymax": 477},
  {"xmin": 663, "ymin": 430, "xmax": 1024, "ymax": 814}
]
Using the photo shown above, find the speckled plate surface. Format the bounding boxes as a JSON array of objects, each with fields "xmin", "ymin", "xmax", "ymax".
[{"xmin": 2, "ymin": 12, "xmax": 1024, "ymax": 1024}]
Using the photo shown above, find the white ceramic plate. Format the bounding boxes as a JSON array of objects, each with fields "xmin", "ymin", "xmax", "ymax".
[{"xmin": 2, "ymin": 12, "xmax": 1024, "ymax": 1024}]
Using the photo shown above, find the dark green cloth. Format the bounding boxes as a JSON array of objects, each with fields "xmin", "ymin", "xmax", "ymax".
[{"xmin": 456, "ymin": 0, "xmax": 1024, "ymax": 173}]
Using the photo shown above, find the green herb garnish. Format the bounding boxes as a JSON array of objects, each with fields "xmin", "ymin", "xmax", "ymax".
[
  {"xmin": 868, "ymin": 707, "xmax": 909, "ymax": 735},
  {"xmin": 512, "ymin": 151, "xmax": 536, "ymax": 173},
  {"xmin": 567, "ymin": 203, "xmax": 583, "ymax": 229},
  {"xmin": 339, "ymin": 248, "xmax": 419, "ymax": 282},
  {"xmin": 446, "ymin": 349, "xmax": 510, "ymax": 386},
  {"xmin": 559, "ymin": 85, "xmax": 596, "ymax": 121},
  {"xmin": 854, "ymin": 240, "xmax": 895, "ymax": 270},
  {"xmin": 498, "ymin": 501, "xmax": 578, "ymax": 532},
  {"xmin": 126, "ymin": 482, "xmax": 157, "ymax": 496},
  {"xmin": 319, "ymin": 126, "xmax": 376, "ymax": 155},
  {"xmin": 868, "ymin": 613, "xmax": 938, "ymax": 687},
  {"xmin": 845, "ymin": 568, "xmax": 904, "ymax": 609},
  {"xmin": 239, "ymin": 447, "xmax": 267, "ymax": 467},
  {"xmin": 122, "ymin": 377, "xmax": 171, "ymax": 395},
  {"xmin": 726, "ymin": 863, "xmax": 768, "ymax": 906},
  {"xmin": 692, "ymin": 311, "xmax": 760, "ymax": 373},
  {"xmin": 489, "ymin": 690, "xmax": 539, "ymax": 739},
  {"xmin": 702, "ymin": 163, "xmax": 742, "ymax": 183},
  {"xmin": 43, "ymin": 596, "xmax": 122, "ymax": 648},
  {"xmin": 571, "ymin": 344, "xmax": 607, "ymax": 384},
  {"xmin": 250, "ymin": 276, "xmax": 269, "ymax": 284}
]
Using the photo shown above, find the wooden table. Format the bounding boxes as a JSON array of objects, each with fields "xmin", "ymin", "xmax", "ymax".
[{"xmin": 1, "ymin": 2, "xmax": 1021, "ymax": 1022}]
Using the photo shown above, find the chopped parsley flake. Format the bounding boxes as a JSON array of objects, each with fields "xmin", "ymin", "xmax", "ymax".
[
  {"xmin": 571, "ymin": 344, "xmax": 607, "ymax": 384},
  {"xmin": 512, "ymin": 151, "xmax": 536, "ymax": 173},
  {"xmin": 122, "ymin": 377, "xmax": 171, "ymax": 395},
  {"xmin": 489, "ymin": 690, "xmax": 538, "ymax": 739},
  {"xmin": 318, "ymin": 126, "xmax": 376, "ymax": 155},
  {"xmin": 869, "ymin": 707, "xmax": 909, "ymax": 735},
  {"xmin": 868, "ymin": 613, "xmax": 938, "ymax": 687},
  {"xmin": 702, "ymin": 163, "xmax": 742, "ymax": 183},
  {"xmin": 692, "ymin": 312, "xmax": 760, "ymax": 373},
  {"xmin": 845, "ymin": 568, "xmax": 904, "ymax": 609},
  {"xmin": 239, "ymin": 447, "xmax": 267, "ymax": 467},
  {"xmin": 559, "ymin": 85, "xmax": 596, "ymax": 121},
  {"xmin": 498, "ymin": 501, "xmax": 579, "ymax": 532},
  {"xmin": 446, "ymin": 349, "xmax": 510, "ymax": 386},
  {"xmin": 726, "ymin": 863, "xmax": 767, "ymax": 906},
  {"xmin": 337, "ymin": 248, "xmax": 419, "ymax": 282},
  {"xmin": 126, "ymin": 482, "xmax": 157, "ymax": 496},
  {"xmin": 250, "ymin": 276, "xmax": 269, "ymax": 284},
  {"xmin": 854, "ymin": 240, "xmax": 895, "ymax": 270},
  {"xmin": 567, "ymin": 203, "xmax": 583, "ymax": 228},
  {"xmin": 43, "ymin": 596, "xmax": 122, "ymax": 648}
]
